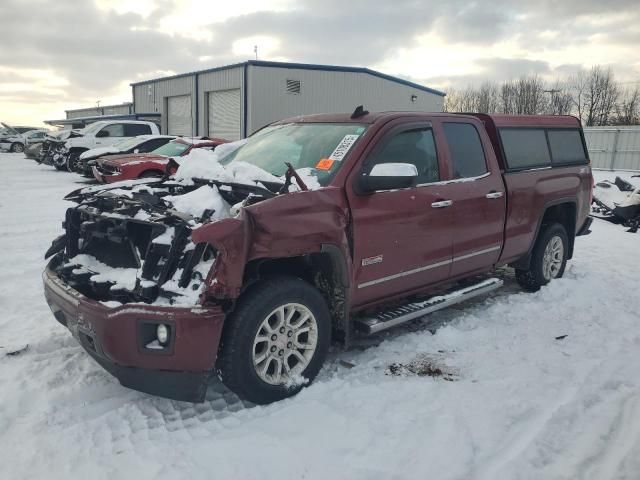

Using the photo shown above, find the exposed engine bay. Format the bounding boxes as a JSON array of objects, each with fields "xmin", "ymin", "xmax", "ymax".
[{"xmin": 45, "ymin": 178, "xmax": 279, "ymax": 305}]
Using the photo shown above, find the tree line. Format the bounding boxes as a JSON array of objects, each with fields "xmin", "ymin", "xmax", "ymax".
[{"xmin": 443, "ymin": 65, "xmax": 640, "ymax": 126}]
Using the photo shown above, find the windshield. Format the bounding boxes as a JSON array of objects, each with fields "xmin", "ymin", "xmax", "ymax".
[
  {"xmin": 219, "ymin": 123, "xmax": 367, "ymax": 185},
  {"xmin": 81, "ymin": 122, "xmax": 106, "ymax": 135},
  {"xmin": 152, "ymin": 141, "xmax": 190, "ymax": 157}
]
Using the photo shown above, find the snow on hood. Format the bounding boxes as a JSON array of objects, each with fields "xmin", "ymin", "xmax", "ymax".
[
  {"xmin": 164, "ymin": 185, "xmax": 231, "ymax": 220},
  {"xmin": 80, "ymin": 146, "xmax": 121, "ymax": 160},
  {"xmin": 172, "ymin": 139, "xmax": 321, "ymax": 190}
]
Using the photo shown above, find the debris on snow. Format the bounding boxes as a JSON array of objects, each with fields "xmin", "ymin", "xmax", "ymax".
[{"xmin": 386, "ymin": 353, "xmax": 458, "ymax": 381}]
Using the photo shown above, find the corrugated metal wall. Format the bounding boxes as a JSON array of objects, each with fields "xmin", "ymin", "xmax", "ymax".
[
  {"xmin": 133, "ymin": 75, "xmax": 196, "ymax": 134},
  {"xmin": 198, "ymin": 66, "xmax": 244, "ymax": 137},
  {"xmin": 66, "ymin": 103, "xmax": 132, "ymax": 119},
  {"xmin": 584, "ymin": 126, "xmax": 640, "ymax": 171},
  {"xmin": 246, "ymin": 65, "xmax": 444, "ymax": 135}
]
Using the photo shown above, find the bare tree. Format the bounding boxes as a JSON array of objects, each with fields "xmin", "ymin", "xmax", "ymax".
[
  {"xmin": 443, "ymin": 65, "xmax": 632, "ymax": 125},
  {"xmin": 582, "ymin": 66, "xmax": 619, "ymax": 126},
  {"xmin": 476, "ymin": 81, "xmax": 500, "ymax": 113},
  {"xmin": 613, "ymin": 87, "xmax": 640, "ymax": 125}
]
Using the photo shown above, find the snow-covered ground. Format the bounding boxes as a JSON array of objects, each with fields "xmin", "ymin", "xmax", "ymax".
[{"xmin": 1, "ymin": 153, "xmax": 639, "ymax": 479}]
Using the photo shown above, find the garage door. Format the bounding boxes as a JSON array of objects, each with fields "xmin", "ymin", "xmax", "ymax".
[
  {"xmin": 167, "ymin": 95, "xmax": 192, "ymax": 136},
  {"xmin": 208, "ymin": 89, "xmax": 241, "ymax": 141}
]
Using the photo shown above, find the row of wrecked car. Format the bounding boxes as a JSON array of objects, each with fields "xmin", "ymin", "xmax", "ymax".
[
  {"xmin": 22, "ymin": 118, "xmax": 228, "ymax": 183},
  {"xmin": 0, "ymin": 123, "xmax": 49, "ymax": 154}
]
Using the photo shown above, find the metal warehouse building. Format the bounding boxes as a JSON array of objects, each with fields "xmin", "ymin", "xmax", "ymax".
[
  {"xmin": 65, "ymin": 102, "xmax": 134, "ymax": 119},
  {"xmin": 131, "ymin": 60, "xmax": 445, "ymax": 140}
]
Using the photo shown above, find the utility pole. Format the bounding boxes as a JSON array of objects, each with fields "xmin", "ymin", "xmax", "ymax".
[
  {"xmin": 254, "ymin": 45, "xmax": 258, "ymax": 60},
  {"xmin": 544, "ymin": 89, "xmax": 561, "ymax": 114}
]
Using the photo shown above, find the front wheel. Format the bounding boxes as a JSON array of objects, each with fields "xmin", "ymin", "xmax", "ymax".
[
  {"xmin": 516, "ymin": 222, "xmax": 569, "ymax": 292},
  {"xmin": 216, "ymin": 276, "xmax": 331, "ymax": 404},
  {"xmin": 10, "ymin": 142, "xmax": 24, "ymax": 153},
  {"xmin": 66, "ymin": 151, "xmax": 83, "ymax": 173}
]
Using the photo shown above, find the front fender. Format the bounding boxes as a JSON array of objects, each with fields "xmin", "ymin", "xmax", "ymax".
[{"xmin": 191, "ymin": 215, "xmax": 252, "ymax": 298}]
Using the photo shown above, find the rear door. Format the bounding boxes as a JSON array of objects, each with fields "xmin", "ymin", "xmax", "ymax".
[
  {"xmin": 440, "ymin": 121, "xmax": 506, "ymax": 276},
  {"xmin": 349, "ymin": 121, "xmax": 457, "ymax": 307}
]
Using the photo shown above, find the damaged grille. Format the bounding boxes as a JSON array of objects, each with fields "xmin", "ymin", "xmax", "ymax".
[
  {"xmin": 48, "ymin": 177, "xmax": 275, "ymax": 306},
  {"xmin": 57, "ymin": 208, "xmax": 216, "ymax": 304},
  {"xmin": 95, "ymin": 163, "xmax": 119, "ymax": 175}
]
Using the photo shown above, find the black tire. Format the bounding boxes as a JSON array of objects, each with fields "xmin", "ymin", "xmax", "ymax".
[
  {"xmin": 216, "ymin": 276, "xmax": 331, "ymax": 404},
  {"xmin": 10, "ymin": 142, "xmax": 24, "ymax": 153},
  {"xmin": 516, "ymin": 222, "xmax": 569, "ymax": 292},
  {"xmin": 66, "ymin": 151, "xmax": 83, "ymax": 173}
]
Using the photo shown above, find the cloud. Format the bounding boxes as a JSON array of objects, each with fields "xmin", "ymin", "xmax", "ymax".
[{"xmin": 0, "ymin": 0, "xmax": 639, "ymax": 126}]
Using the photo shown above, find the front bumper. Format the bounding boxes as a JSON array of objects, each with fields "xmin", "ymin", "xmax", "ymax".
[
  {"xmin": 92, "ymin": 165, "xmax": 121, "ymax": 184},
  {"xmin": 43, "ymin": 255, "xmax": 226, "ymax": 402}
]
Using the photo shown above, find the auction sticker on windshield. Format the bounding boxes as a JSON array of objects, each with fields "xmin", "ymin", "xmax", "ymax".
[{"xmin": 329, "ymin": 134, "xmax": 360, "ymax": 161}]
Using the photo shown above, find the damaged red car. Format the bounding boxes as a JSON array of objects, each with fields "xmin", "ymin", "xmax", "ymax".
[
  {"xmin": 43, "ymin": 110, "xmax": 593, "ymax": 404},
  {"xmin": 92, "ymin": 137, "xmax": 228, "ymax": 183}
]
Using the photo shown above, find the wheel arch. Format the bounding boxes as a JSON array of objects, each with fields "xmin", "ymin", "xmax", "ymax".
[
  {"xmin": 240, "ymin": 244, "xmax": 350, "ymax": 344},
  {"xmin": 511, "ymin": 198, "xmax": 577, "ymax": 270}
]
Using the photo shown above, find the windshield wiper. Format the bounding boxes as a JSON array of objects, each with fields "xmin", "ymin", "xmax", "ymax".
[{"xmin": 279, "ymin": 162, "xmax": 308, "ymax": 194}]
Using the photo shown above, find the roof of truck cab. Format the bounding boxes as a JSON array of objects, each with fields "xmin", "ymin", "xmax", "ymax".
[
  {"xmin": 274, "ymin": 111, "xmax": 479, "ymax": 125},
  {"xmin": 275, "ymin": 112, "xmax": 582, "ymax": 128},
  {"xmin": 469, "ymin": 113, "xmax": 582, "ymax": 128}
]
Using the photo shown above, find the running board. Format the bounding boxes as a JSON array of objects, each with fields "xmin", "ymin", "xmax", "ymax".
[{"xmin": 353, "ymin": 278, "xmax": 503, "ymax": 334}]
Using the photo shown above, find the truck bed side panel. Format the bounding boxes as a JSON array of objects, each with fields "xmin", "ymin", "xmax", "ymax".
[{"xmin": 499, "ymin": 165, "xmax": 592, "ymax": 264}]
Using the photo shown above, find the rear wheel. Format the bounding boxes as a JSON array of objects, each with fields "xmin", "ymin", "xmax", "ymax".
[
  {"xmin": 516, "ymin": 222, "xmax": 569, "ymax": 292},
  {"xmin": 10, "ymin": 142, "xmax": 24, "ymax": 153},
  {"xmin": 216, "ymin": 276, "xmax": 331, "ymax": 404}
]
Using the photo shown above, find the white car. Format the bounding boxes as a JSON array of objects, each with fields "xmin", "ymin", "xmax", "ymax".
[
  {"xmin": 49, "ymin": 120, "xmax": 160, "ymax": 171},
  {"xmin": 0, "ymin": 127, "xmax": 48, "ymax": 153}
]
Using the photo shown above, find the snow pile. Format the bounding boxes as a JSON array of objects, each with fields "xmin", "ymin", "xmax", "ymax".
[
  {"xmin": 172, "ymin": 139, "xmax": 321, "ymax": 189},
  {"xmin": 155, "ymin": 255, "xmax": 216, "ymax": 306},
  {"xmin": 3, "ymin": 154, "xmax": 640, "ymax": 479},
  {"xmin": 164, "ymin": 185, "xmax": 230, "ymax": 220},
  {"xmin": 66, "ymin": 254, "xmax": 137, "ymax": 290}
]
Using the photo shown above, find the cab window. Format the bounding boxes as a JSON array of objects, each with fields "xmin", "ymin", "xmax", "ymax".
[
  {"xmin": 443, "ymin": 122, "xmax": 488, "ymax": 178},
  {"xmin": 98, "ymin": 124, "xmax": 125, "ymax": 138},
  {"xmin": 368, "ymin": 128, "xmax": 439, "ymax": 184}
]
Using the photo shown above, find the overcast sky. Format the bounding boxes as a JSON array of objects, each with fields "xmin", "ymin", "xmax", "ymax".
[{"xmin": 1, "ymin": 0, "xmax": 639, "ymax": 126}]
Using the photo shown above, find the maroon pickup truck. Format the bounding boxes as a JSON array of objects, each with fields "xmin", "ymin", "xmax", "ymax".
[{"xmin": 43, "ymin": 110, "xmax": 593, "ymax": 404}]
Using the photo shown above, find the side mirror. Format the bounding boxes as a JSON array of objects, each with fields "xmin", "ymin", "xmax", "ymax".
[
  {"xmin": 357, "ymin": 162, "xmax": 418, "ymax": 194},
  {"xmin": 96, "ymin": 130, "xmax": 109, "ymax": 138}
]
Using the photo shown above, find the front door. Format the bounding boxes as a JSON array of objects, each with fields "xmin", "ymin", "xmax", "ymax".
[{"xmin": 348, "ymin": 123, "xmax": 456, "ymax": 307}]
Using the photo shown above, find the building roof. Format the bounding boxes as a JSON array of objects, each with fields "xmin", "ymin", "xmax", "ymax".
[
  {"xmin": 130, "ymin": 60, "xmax": 445, "ymax": 97},
  {"xmin": 65, "ymin": 102, "xmax": 133, "ymax": 114},
  {"xmin": 44, "ymin": 113, "xmax": 160, "ymax": 126}
]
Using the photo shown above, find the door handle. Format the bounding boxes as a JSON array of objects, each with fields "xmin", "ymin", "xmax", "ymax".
[
  {"xmin": 431, "ymin": 200, "xmax": 453, "ymax": 208},
  {"xmin": 485, "ymin": 191, "xmax": 504, "ymax": 199}
]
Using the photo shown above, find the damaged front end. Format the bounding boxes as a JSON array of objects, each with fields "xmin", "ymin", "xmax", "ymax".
[{"xmin": 46, "ymin": 178, "xmax": 275, "ymax": 306}]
